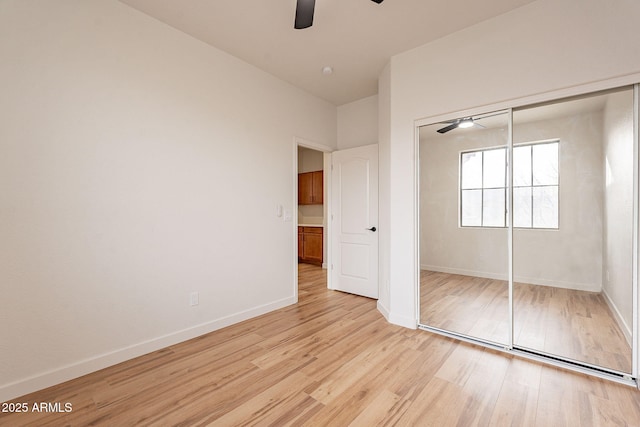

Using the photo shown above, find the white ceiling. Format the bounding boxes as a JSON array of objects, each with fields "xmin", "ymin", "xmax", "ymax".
[{"xmin": 119, "ymin": 0, "xmax": 536, "ymax": 106}]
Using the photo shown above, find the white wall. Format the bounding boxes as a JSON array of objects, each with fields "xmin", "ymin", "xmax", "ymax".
[
  {"xmin": 377, "ymin": 64, "xmax": 392, "ymax": 321},
  {"xmin": 603, "ymin": 90, "xmax": 635, "ymax": 339},
  {"xmin": 0, "ymin": 0, "xmax": 336, "ymax": 401},
  {"xmin": 298, "ymin": 146, "xmax": 325, "ymax": 173},
  {"xmin": 513, "ymin": 112, "xmax": 605, "ymax": 291},
  {"xmin": 337, "ymin": 95, "xmax": 379, "ymax": 150},
  {"xmin": 420, "ymin": 111, "xmax": 605, "ymax": 291},
  {"xmin": 385, "ymin": 0, "xmax": 640, "ymax": 327},
  {"xmin": 420, "ymin": 123, "xmax": 509, "ymax": 281}
]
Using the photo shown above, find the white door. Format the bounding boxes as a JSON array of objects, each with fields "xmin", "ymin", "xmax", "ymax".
[{"xmin": 331, "ymin": 144, "xmax": 378, "ymax": 299}]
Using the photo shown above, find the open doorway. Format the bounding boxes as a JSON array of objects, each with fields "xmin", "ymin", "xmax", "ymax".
[
  {"xmin": 297, "ymin": 146, "xmax": 326, "ymax": 266},
  {"xmin": 294, "ymin": 138, "xmax": 332, "ymax": 299}
]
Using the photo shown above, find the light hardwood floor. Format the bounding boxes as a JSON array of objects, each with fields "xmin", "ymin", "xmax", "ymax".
[
  {"xmin": 420, "ymin": 270, "xmax": 632, "ymax": 373},
  {"xmin": 2, "ymin": 264, "xmax": 640, "ymax": 426}
]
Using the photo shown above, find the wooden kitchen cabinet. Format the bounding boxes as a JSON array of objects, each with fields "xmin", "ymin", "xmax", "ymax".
[
  {"xmin": 298, "ymin": 227, "xmax": 304, "ymax": 259},
  {"xmin": 298, "ymin": 171, "xmax": 323, "ymax": 205},
  {"xmin": 298, "ymin": 226, "xmax": 323, "ymax": 265}
]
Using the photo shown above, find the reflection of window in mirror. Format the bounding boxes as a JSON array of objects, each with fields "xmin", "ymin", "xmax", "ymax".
[
  {"xmin": 513, "ymin": 141, "xmax": 559, "ymax": 228},
  {"xmin": 459, "ymin": 140, "xmax": 559, "ymax": 229},
  {"xmin": 460, "ymin": 147, "xmax": 506, "ymax": 227}
]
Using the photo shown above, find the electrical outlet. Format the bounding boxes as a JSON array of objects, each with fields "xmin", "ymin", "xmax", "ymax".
[{"xmin": 190, "ymin": 292, "xmax": 199, "ymax": 306}]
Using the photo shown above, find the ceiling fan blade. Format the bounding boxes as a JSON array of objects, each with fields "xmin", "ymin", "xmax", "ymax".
[
  {"xmin": 371, "ymin": 0, "xmax": 384, "ymax": 3},
  {"xmin": 294, "ymin": 0, "xmax": 315, "ymax": 29},
  {"xmin": 437, "ymin": 122, "xmax": 459, "ymax": 134}
]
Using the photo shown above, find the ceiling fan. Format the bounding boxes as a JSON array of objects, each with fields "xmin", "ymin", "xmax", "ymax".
[
  {"xmin": 295, "ymin": 0, "xmax": 384, "ymax": 30},
  {"xmin": 436, "ymin": 111, "xmax": 507, "ymax": 134},
  {"xmin": 436, "ymin": 118, "xmax": 484, "ymax": 134}
]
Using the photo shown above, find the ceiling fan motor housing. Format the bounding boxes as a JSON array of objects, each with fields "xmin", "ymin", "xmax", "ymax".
[{"xmin": 295, "ymin": 0, "xmax": 384, "ymax": 29}]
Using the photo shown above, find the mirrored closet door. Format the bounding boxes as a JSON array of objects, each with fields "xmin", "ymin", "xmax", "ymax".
[
  {"xmin": 418, "ymin": 84, "xmax": 637, "ymax": 379},
  {"xmin": 512, "ymin": 87, "xmax": 635, "ymax": 374},
  {"xmin": 419, "ymin": 111, "xmax": 510, "ymax": 346}
]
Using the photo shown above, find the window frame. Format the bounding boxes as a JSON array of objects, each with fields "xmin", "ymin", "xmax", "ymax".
[
  {"xmin": 458, "ymin": 139, "xmax": 560, "ymax": 230},
  {"xmin": 459, "ymin": 146, "xmax": 508, "ymax": 228}
]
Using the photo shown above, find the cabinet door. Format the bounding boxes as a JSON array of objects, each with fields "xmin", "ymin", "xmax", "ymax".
[
  {"xmin": 298, "ymin": 227, "xmax": 304, "ymax": 259},
  {"xmin": 311, "ymin": 171, "xmax": 323, "ymax": 204},
  {"xmin": 298, "ymin": 173, "xmax": 314, "ymax": 205},
  {"xmin": 302, "ymin": 227, "xmax": 323, "ymax": 265}
]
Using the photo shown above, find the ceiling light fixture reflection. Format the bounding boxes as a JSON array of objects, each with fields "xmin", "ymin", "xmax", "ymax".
[
  {"xmin": 437, "ymin": 117, "xmax": 486, "ymax": 133},
  {"xmin": 458, "ymin": 118, "xmax": 474, "ymax": 129}
]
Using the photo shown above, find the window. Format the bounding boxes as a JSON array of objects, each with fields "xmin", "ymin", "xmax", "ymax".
[
  {"xmin": 513, "ymin": 142, "xmax": 559, "ymax": 228},
  {"xmin": 460, "ymin": 141, "xmax": 559, "ymax": 229},
  {"xmin": 460, "ymin": 148, "xmax": 507, "ymax": 227}
]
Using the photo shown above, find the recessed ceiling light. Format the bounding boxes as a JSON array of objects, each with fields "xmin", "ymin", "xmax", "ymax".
[{"xmin": 322, "ymin": 66, "xmax": 333, "ymax": 75}]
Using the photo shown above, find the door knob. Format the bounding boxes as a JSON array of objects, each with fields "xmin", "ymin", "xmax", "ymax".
[{"xmin": 367, "ymin": 227, "xmax": 377, "ymax": 232}]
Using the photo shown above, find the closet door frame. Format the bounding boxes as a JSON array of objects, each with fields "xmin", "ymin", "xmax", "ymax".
[{"xmin": 415, "ymin": 81, "xmax": 640, "ymax": 387}]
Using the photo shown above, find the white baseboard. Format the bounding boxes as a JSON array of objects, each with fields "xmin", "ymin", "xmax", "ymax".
[
  {"xmin": 388, "ymin": 314, "xmax": 417, "ymax": 330},
  {"xmin": 421, "ymin": 264, "xmax": 601, "ymax": 292},
  {"xmin": 375, "ymin": 295, "xmax": 413, "ymax": 329},
  {"xmin": 602, "ymin": 289, "xmax": 632, "ymax": 346},
  {"xmin": 377, "ymin": 300, "xmax": 391, "ymax": 321},
  {"xmin": 421, "ymin": 264, "xmax": 507, "ymax": 282},
  {"xmin": 0, "ymin": 296, "xmax": 296, "ymax": 402},
  {"xmin": 387, "ymin": 311, "xmax": 417, "ymax": 330}
]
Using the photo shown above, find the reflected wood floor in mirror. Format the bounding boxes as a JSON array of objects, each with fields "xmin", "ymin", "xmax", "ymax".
[
  {"xmin": 3, "ymin": 264, "xmax": 640, "ymax": 426},
  {"xmin": 420, "ymin": 270, "xmax": 632, "ymax": 373}
]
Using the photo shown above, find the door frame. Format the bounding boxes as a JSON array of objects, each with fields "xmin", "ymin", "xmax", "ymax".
[{"xmin": 293, "ymin": 137, "xmax": 334, "ymax": 300}]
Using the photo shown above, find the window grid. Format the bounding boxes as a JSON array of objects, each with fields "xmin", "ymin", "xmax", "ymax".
[
  {"xmin": 460, "ymin": 141, "xmax": 558, "ymax": 229},
  {"xmin": 459, "ymin": 147, "xmax": 507, "ymax": 228}
]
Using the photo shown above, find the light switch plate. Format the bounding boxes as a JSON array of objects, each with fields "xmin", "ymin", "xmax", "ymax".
[{"xmin": 189, "ymin": 292, "xmax": 199, "ymax": 306}]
